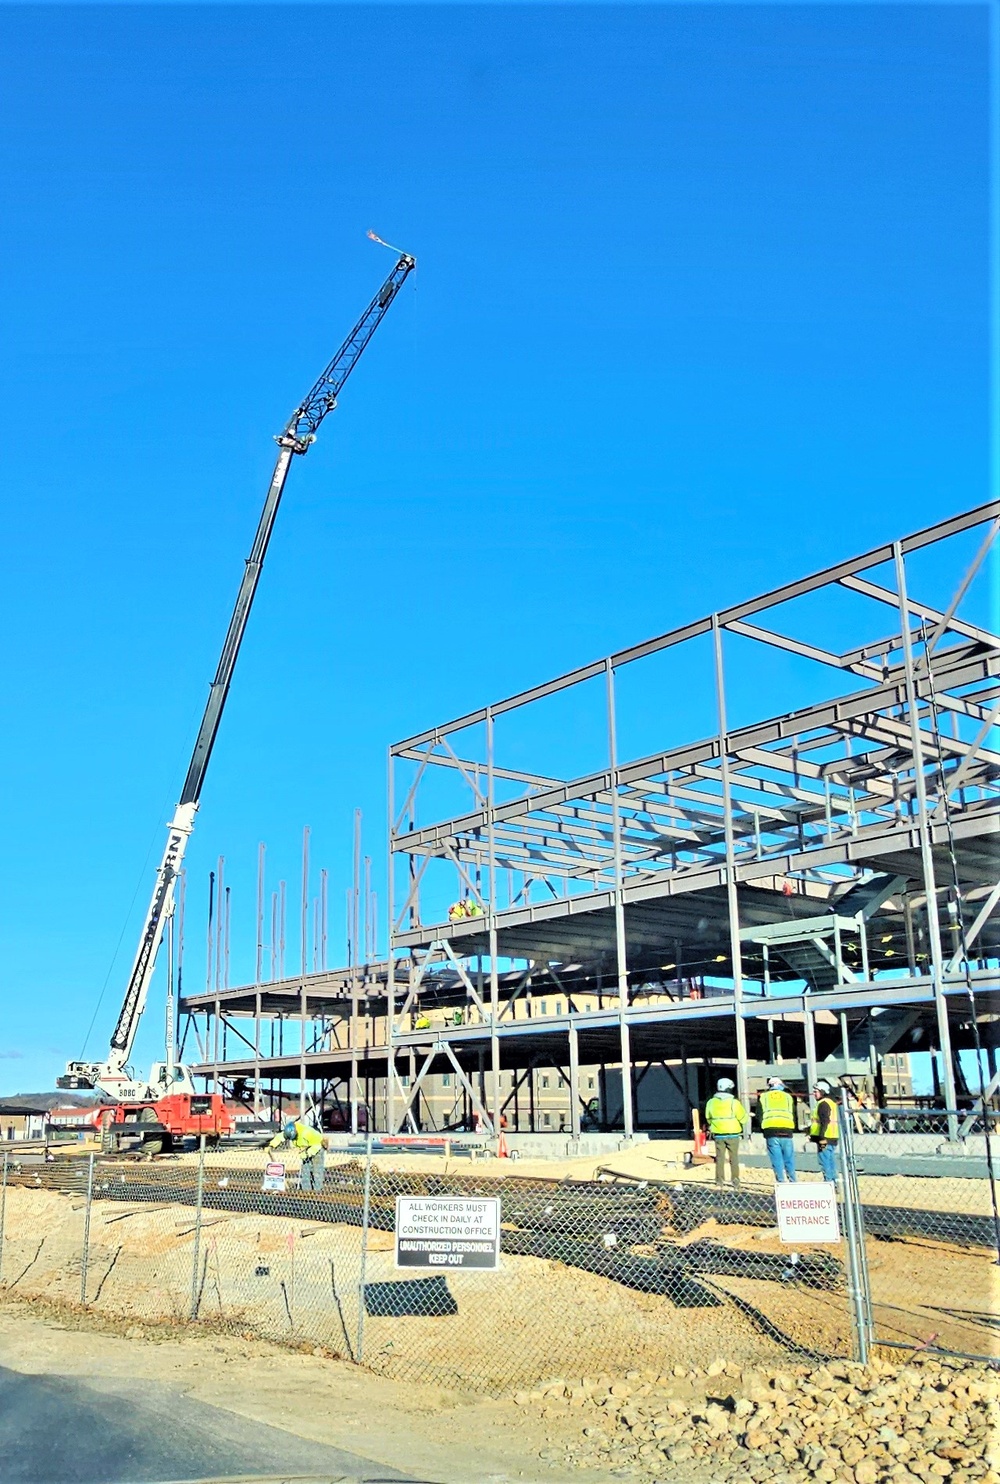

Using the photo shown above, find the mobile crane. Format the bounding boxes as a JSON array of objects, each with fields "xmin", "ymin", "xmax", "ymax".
[{"xmin": 58, "ymin": 243, "xmax": 415, "ymax": 1152}]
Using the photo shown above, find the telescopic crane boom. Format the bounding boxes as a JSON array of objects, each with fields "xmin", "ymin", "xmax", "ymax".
[{"xmin": 61, "ymin": 247, "xmax": 415, "ymax": 1101}]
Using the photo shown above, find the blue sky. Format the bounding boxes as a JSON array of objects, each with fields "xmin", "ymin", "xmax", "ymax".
[{"xmin": 0, "ymin": 4, "xmax": 993, "ymax": 1093}]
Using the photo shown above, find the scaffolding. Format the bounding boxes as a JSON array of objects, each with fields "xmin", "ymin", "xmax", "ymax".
[{"xmin": 181, "ymin": 501, "xmax": 1000, "ymax": 1138}]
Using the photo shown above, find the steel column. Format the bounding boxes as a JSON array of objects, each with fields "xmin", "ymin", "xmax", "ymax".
[
  {"xmin": 893, "ymin": 543, "xmax": 959, "ymax": 1132},
  {"xmin": 606, "ymin": 660, "xmax": 634, "ymax": 1140},
  {"xmin": 712, "ymin": 616, "xmax": 751, "ymax": 1111}
]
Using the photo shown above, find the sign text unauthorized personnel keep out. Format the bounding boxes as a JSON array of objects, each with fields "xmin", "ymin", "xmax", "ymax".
[{"xmin": 395, "ymin": 1196, "xmax": 501, "ymax": 1270}]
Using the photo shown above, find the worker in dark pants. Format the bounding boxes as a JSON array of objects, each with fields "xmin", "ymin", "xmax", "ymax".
[
  {"xmin": 268, "ymin": 1118, "xmax": 326, "ymax": 1192},
  {"xmin": 705, "ymin": 1078, "xmax": 747, "ymax": 1187}
]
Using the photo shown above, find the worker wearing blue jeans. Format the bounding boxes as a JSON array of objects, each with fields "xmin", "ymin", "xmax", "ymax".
[
  {"xmin": 758, "ymin": 1078, "xmax": 797, "ymax": 1183},
  {"xmin": 809, "ymin": 1081, "xmax": 840, "ymax": 1182}
]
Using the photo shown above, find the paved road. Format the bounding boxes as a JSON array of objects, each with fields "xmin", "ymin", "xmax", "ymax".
[{"xmin": 0, "ymin": 1364, "xmax": 427, "ymax": 1483}]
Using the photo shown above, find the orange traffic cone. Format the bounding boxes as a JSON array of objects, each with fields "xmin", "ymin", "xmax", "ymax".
[{"xmin": 497, "ymin": 1130, "xmax": 509, "ymax": 1158}]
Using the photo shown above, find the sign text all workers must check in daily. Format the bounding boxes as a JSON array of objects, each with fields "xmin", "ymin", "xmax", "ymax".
[
  {"xmin": 395, "ymin": 1197, "xmax": 501, "ymax": 1270},
  {"xmin": 774, "ymin": 1183, "xmax": 841, "ymax": 1243}
]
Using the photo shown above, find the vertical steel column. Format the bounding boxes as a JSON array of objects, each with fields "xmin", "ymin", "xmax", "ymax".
[
  {"xmin": 215, "ymin": 857, "xmax": 225, "ymax": 992},
  {"xmin": 605, "ymin": 660, "xmax": 634, "ymax": 1139},
  {"xmin": 299, "ymin": 985, "xmax": 307, "ymax": 1121},
  {"xmin": 205, "ymin": 869, "xmax": 216, "ymax": 992},
  {"xmin": 301, "ymin": 827, "xmax": 310, "ymax": 976},
  {"xmin": 568, "ymin": 1019, "xmax": 581, "ymax": 1144},
  {"xmin": 893, "ymin": 543, "xmax": 959, "ymax": 1131},
  {"xmin": 253, "ymin": 990, "xmax": 262, "ymax": 1119},
  {"xmin": 353, "ymin": 810, "xmax": 362, "ymax": 970},
  {"xmin": 385, "ymin": 752, "xmax": 395, "ymax": 1138},
  {"xmin": 712, "ymin": 617, "xmax": 751, "ymax": 1111},
  {"xmin": 212, "ymin": 997, "xmax": 220, "ymax": 1095},
  {"xmin": 486, "ymin": 709, "xmax": 502, "ymax": 1135},
  {"xmin": 320, "ymin": 868, "xmax": 328, "ymax": 973},
  {"xmin": 803, "ymin": 1006, "xmax": 819, "ymax": 1102},
  {"xmin": 224, "ymin": 886, "xmax": 231, "ymax": 990}
]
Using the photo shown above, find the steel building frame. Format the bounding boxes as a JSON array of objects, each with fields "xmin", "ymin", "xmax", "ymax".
[{"xmin": 183, "ymin": 502, "xmax": 999, "ymax": 1138}]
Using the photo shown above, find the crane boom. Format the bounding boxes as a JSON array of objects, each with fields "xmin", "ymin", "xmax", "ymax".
[{"xmin": 61, "ymin": 248, "xmax": 414, "ymax": 1099}]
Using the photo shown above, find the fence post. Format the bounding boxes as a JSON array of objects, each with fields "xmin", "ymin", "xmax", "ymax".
[
  {"xmin": 189, "ymin": 1135, "xmax": 206, "ymax": 1321},
  {"xmin": 80, "ymin": 1152, "xmax": 95, "ymax": 1305},
  {"xmin": 356, "ymin": 1131, "xmax": 373, "ymax": 1364},
  {"xmin": 839, "ymin": 1089, "xmax": 871, "ymax": 1363},
  {"xmin": 0, "ymin": 1150, "xmax": 7, "ymax": 1283},
  {"xmin": 843, "ymin": 1096, "xmax": 874, "ymax": 1348}
]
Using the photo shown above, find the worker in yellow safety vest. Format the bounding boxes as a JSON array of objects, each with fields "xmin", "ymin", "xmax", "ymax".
[
  {"xmin": 809, "ymin": 1080, "xmax": 840, "ymax": 1183},
  {"xmin": 757, "ymin": 1077, "xmax": 797, "ymax": 1183},
  {"xmin": 705, "ymin": 1078, "xmax": 747, "ymax": 1187},
  {"xmin": 268, "ymin": 1118, "xmax": 326, "ymax": 1193}
]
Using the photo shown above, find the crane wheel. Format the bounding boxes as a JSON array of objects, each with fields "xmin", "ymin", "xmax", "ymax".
[{"xmin": 138, "ymin": 1105, "xmax": 164, "ymax": 1155}]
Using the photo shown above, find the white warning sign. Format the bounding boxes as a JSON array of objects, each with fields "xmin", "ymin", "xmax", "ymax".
[
  {"xmin": 395, "ymin": 1196, "xmax": 501, "ymax": 1270},
  {"xmin": 261, "ymin": 1161, "xmax": 287, "ymax": 1194},
  {"xmin": 774, "ymin": 1182, "xmax": 841, "ymax": 1243}
]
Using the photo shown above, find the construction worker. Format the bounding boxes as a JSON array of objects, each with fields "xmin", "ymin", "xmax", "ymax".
[
  {"xmin": 809, "ymin": 1080, "xmax": 840, "ymax": 1182},
  {"xmin": 757, "ymin": 1077, "xmax": 797, "ymax": 1183},
  {"xmin": 448, "ymin": 900, "xmax": 467, "ymax": 922},
  {"xmin": 705, "ymin": 1077, "xmax": 747, "ymax": 1187},
  {"xmin": 268, "ymin": 1117, "xmax": 326, "ymax": 1193}
]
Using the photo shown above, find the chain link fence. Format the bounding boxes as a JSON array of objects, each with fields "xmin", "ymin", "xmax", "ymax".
[
  {"xmin": 0, "ymin": 1110, "xmax": 995, "ymax": 1396},
  {"xmin": 840, "ymin": 1104, "xmax": 1000, "ymax": 1365}
]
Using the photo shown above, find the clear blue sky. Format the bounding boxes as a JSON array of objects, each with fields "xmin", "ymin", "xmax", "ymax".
[{"xmin": 0, "ymin": 4, "xmax": 993, "ymax": 1093}]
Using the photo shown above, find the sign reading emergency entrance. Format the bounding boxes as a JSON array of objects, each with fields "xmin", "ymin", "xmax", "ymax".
[
  {"xmin": 262, "ymin": 1162, "xmax": 286, "ymax": 1194},
  {"xmin": 774, "ymin": 1183, "xmax": 841, "ymax": 1243},
  {"xmin": 395, "ymin": 1196, "xmax": 501, "ymax": 1270}
]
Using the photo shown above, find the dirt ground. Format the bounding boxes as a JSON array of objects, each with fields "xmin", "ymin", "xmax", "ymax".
[
  {"xmin": 0, "ymin": 1299, "xmax": 607, "ymax": 1484},
  {"xmin": 0, "ymin": 1186, "xmax": 799, "ymax": 1392},
  {"xmin": 4, "ymin": 1142, "xmax": 995, "ymax": 1395}
]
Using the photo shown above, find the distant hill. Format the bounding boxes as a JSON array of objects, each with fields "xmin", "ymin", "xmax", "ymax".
[{"xmin": 0, "ymin": 1092, "xmax": 97, "ymax": 1110}]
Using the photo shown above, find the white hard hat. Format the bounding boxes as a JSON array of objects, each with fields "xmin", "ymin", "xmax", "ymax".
[
  {"xmin": 814, "ymin": 1079, "xmax": 832, "ymax": 1094},
  {"xmin": 766, "ymin": 1077, "xmax": 785, "ymax": 1090},
  {"xmin": 717, "ymin": 1077, "xmax": 735, "ymax": 1092}
]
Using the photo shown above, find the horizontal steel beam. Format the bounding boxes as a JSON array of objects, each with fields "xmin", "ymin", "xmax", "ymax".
[{"xmin": 391, "ymin": 501, "xmax": 999, "ymax": 751}]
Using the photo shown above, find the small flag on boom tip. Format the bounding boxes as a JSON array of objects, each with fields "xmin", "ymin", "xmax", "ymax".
[{"xmin": 367, "ymin": 229, "xmax": 409, "ymax": 257}]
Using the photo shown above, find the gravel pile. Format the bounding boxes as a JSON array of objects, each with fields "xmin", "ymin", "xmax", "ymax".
[{"xmin": 514, "ymin": 1353, "xmax": 999, "ymax": 1482}]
